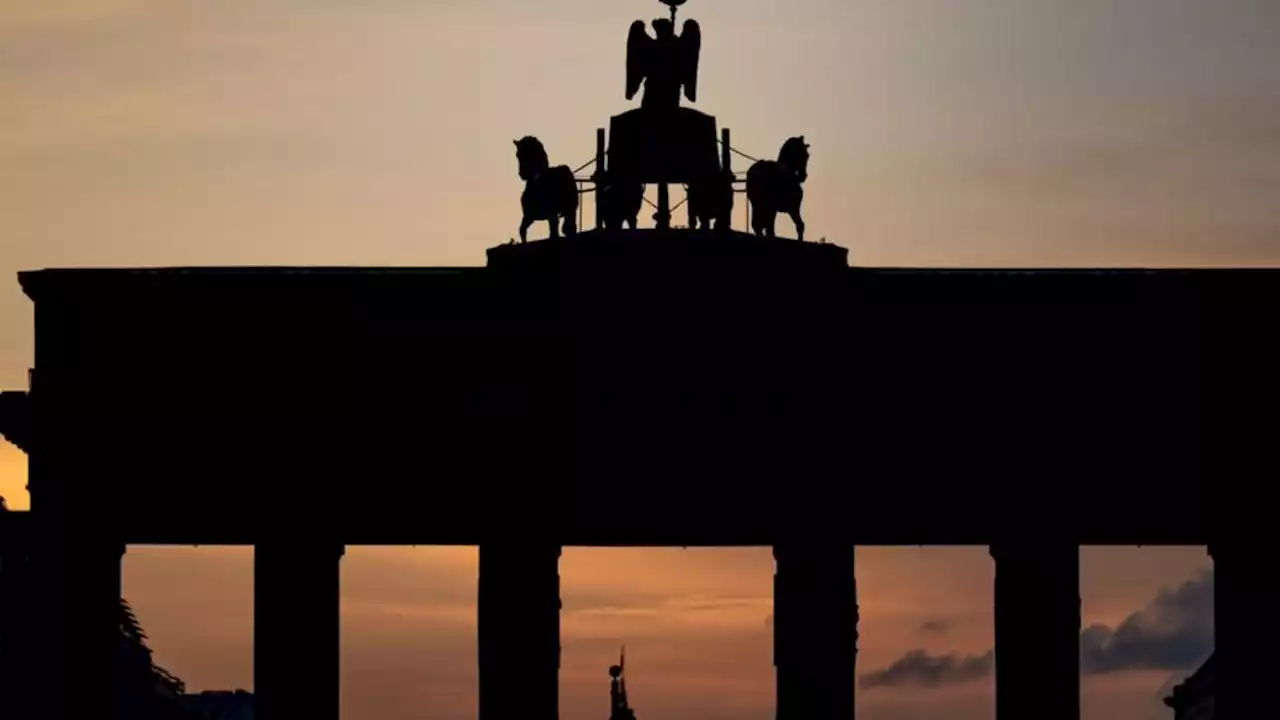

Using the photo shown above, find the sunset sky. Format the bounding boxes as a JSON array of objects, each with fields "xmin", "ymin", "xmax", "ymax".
[{"xmin": 0, "ymin": 0, "xmax": 1258, "ymax": 718}]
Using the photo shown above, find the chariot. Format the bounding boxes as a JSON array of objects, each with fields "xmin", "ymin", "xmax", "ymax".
[{"xmin": 515, "ymin": 0, "xmax": 811, "ymax": 239}]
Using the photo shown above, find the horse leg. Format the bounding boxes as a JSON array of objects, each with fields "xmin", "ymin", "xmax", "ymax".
[
  {"xmin": 749, "ymin": 203, "xmax": 766, "ymax": 236},
  {"xmin": 562, "ymin": 211, "xmax": 577, "ymax": 237},
  {"xmin": 788, "ymin": 210, "xmax": 805, "ymax": 242},
  {"xmin": 752, "ymin": 208, "xmax": 773, "ymax": 237},
  {"xmin": 547, "ymin": 216, "xmax": 560, "ymax": 240},
  {"xmin": 519, "ymin": 217, "xmax": 533, "ymax": 244}
]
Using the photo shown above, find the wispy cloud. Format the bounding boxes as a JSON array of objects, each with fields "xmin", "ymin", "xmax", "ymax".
[{"xmin": 919, "ymin": 619, "xmax": 951, "ymax": 637}]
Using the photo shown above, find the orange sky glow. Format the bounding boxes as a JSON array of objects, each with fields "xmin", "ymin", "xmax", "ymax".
[{"xmin": 0, "ymin": 0, "xmax": 1251, "ymax": 718}]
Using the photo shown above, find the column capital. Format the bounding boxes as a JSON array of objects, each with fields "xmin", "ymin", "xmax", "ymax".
[
  {"xmin": 989, "ymin": 542, "xmax": 1078, "ymax": 563},
  {"xmin": 254, "ymin": 541, "xmax": 346, "ymax": 556},
  {"xmin": 771, "ymin": 543, "xmax": 853, "ymax": 562},
  {"xmin": 46, "ymin": 540, "xmax": 126, "ymax": 559}
]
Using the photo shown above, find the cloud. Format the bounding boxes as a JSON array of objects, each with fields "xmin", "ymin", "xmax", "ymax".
[
  {"xmin": 859, "ymin": 649, "xmax": 994, "ymax": 690},
  {"xmin": 860, "ymin": 567, "xmax": 1214, "ymax": 690},
  {"xmin": 1080, "ymin": 567, "xmax": 1213, "ymax": 674},
  {"xmin": 919, "ymin": 619, "xmax": 951, "ymax": 636}
]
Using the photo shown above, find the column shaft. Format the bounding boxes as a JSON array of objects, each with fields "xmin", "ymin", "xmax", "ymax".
[
  {"xmin": 990, "ymin": 543, "xmax": 1079, "ymax": 720},
  {"xmin": 773, "ymin": 544, "xmax": 856, "ymax": 720},
  {"xmin": 1211, "ymin": 543, "xmax": 1265, "ymax": 720},
  {"xmin": 255, "ymin": 542, "xmax": 344, "ymax": 720},
  {"xmin": 478, "ymin": 544, "xmax": 562, "ymax": 720},
  {"xmin": 0, "ymin": 521, "xmax": 33, "ymax": 720},
  {"xmin": 33, "ymin": 539, "xmax": 124, "ymax": 719}
]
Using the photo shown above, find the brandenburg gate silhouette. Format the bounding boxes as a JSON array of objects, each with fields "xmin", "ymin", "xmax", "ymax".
[
  {"xmin": 0, "ymin": 1, "xmax": 1270, "ymax": 718},
  {"xmin": 0, "ymin": 241, "xmax": 1271, "ymax": 720}
]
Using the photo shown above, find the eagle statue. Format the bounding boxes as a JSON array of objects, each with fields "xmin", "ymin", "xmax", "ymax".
[{"xmin": 625, "ymin": 14, "xmax": 701, "ymax": 110}]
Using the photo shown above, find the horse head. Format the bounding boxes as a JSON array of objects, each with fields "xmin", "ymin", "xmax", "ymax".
[
  {"xmin": 514, "ymin": 136, "xmax": 549, "ymax": 181},
  {"xmin": 779, "ymin": 136, "xmax": 810, "ymax": 183}
]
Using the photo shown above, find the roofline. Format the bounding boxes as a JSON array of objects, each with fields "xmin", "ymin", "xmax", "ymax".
[{"xmin": 17, "ymin": 266, "xmax": 484, "ymax": 302}]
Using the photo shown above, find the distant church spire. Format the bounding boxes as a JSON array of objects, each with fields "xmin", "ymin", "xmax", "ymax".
[{"xmin": 608, "ymin": 645, "xmax": 637, "ymax": 720}]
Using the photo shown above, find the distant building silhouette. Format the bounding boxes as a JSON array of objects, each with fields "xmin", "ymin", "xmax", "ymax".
[
  {"xmin": 608, "ymin": 646, "xmax": 637, "ymax": 720},
  {"xmin": 1163, "ymin": 654, "xmax": 1213, "ymax": 720},
  {"xmin": 180, "ymin": 690, "xmax": 255, "ymax": 720}
]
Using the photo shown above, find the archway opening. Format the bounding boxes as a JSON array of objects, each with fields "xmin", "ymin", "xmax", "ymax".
[
  {"xmin": 1079, "ymin": 546, "xmax": 1213, "ymax": 720},
  {"xmin": 855, "ymin": 547, "xmax": 994, "ymax": 720},
  {"xmin": 560, "ymin": 547, "xmax": 774, "ymax": 720},
  {"xmin": 341, "ymin": 546, "xmax": 478, "ymax": 720},
  {"xmin": 122, "ymin": 546, "xmax": 255, "ymax": 717}
]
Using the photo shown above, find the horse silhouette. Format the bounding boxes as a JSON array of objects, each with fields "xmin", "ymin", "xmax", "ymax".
[
  {"xmin": 514, "ymin": 136, "xmax": 579, "ymax": 243},
  {"xmin": 745, "ymin": 136, "xmax": 810, "ymax": 241},
  {"xmin": 594, "ymin": 168, "xmax": 645, "ymax": 230},
  {"xmin": 686, "ymin": 168, "xmax": 735, "ymax": 231}
]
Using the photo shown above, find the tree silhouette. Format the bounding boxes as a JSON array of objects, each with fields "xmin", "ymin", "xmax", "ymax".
[
  {"xmin": 2, "ymin": 503, "xmax": 207, "ymax": 717},
  {"xmin": 118, "ymin": 598, "xmax": 205, "ymax": 720}
]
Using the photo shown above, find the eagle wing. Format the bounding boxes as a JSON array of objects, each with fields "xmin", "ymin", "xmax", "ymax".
[
  {"xmin": 625, "ymin": 21, "xmax": 650, "ymax": 101},
  {"xmin": 680, "ymin": 19, "xmax": 701, "ymax": 103}
]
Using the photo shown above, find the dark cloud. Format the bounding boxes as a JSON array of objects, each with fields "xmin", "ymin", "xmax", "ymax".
[
  {"xmin": 860, "ymin": 567, "xmax": 1214, "ymax": 691},
  {"xmin": 859, "ymin": 649, "xmax": 994, "ymax": 690},
  {"xmin": 1080, "ymin": 567, "xmax": 1213, "ymax": 674},
  {"xmin": 919, "ymin": 619, "xmax": 950, "ymax": 636}
]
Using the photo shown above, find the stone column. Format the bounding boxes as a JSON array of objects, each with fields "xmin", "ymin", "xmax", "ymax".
[
  {"xmin": 990, "ymin": 543, "xmax": 1079, "ymax": 720},
  {"xmin": 0, "ymin": 513, "xmax": 33, "ymax": 719},
  {"xmin": 478, "ymin": 544, "xmax": 562, "ymax": 720},
  {"xmin": 1210, "ymin": 543, "xmax": 1265, "ymax": 720},
  {"xmin": 773, "ymin": 544, "xmax": 857, "ymax": 720},
  {"xmin": 255, "ymin": 542, "xmax": 345, "ymax": 720},
  {"xmin": 33, "ymin": 538, "xmax": 125, "ymax": 719}
]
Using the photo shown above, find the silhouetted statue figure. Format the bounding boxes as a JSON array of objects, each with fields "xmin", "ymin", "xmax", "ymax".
[
  {"xmin": 626, "ymin": 9, "xmax": 700, "ymax": 111},
  {"xmin": 608, "ymin": 646, "xmax": 637, "ymax": 720},
  {"xmin": 746, "ymin": 136, "xmax": 810, "ymax": 241},
  {"xmin": 594, "ymin": 168, "xmax": 645, "ymax": 230},
  {"xmin": 513, "ymin": 136, "xmax": 579, "ymax": 243},
  {"xmin": 685, "ymin": 168, "xmax": 734, "ymax": 231}
]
